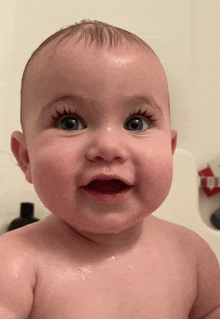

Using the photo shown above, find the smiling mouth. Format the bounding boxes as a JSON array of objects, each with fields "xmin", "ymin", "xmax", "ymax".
[{"xmin": 85, "ymin": 179, "xmax": 131, "ymax": 194}]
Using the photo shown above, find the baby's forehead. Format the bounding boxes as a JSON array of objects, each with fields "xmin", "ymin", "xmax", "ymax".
[
  {"xmin": 21, "ymin": 27, "xmax": 170, "ymax": 134},
  {"xmin": 24, "ymin": 36, "xmax": 169, "ymax": 109},
  {"xmin": 26, "ymin": 36, "xmax": 160, "ymax": 90}
]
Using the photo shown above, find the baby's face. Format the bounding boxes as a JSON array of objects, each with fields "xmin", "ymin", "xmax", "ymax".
[{"xmin": 16, "ymin": 38, "xmax": 177, "ymax": 234}]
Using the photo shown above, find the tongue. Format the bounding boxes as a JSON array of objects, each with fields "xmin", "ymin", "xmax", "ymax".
[{"xmin": 88, "ymin": 179, "xmax": 127, "ymax": 193}]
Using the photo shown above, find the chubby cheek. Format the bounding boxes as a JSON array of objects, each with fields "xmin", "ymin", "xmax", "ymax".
[
  {"xmin": 134, "ymin": 138, "xmax": 174, "ymax": 213},
  {"xmin": 28, "ymin": 141, "xmax": 80, "ymax": 214}
]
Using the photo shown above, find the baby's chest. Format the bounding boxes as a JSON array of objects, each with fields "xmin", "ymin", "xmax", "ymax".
[{"xmin": 30, "ymin": 256, "xmax": 196, "ymax": 319}]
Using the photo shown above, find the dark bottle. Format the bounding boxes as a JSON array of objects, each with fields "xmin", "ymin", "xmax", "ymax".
[
  {"xmin": 210, "ymin": 207, "xmax": 220, "ymax": 230},
  {"xmin": 7, "ymin": 202, "xmax": 39, "ymax": 232}
]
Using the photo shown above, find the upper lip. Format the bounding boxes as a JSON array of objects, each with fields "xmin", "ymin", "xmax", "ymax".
[{"xmin": 83, "ymin": 174, "xmax": 133, "ymax": 187}]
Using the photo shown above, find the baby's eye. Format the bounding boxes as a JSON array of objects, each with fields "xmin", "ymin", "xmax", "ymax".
[
  {"xmin": 59, "ymin": 116, "xmax": 85, "ymax": 131},
  {"xmin": 125, "ymin": 116, "xmax": 150, "ymax": 131}
]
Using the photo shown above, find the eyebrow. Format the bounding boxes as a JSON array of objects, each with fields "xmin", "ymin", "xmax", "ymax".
[
  {"xmin": 125, "ymin": 95, "xmax": 163, "ymax": 114},
  {"xmin": 41, "ymin": 94, "xmax": 90, "ymax": 113},
  {"xmin": 41, "ymin": 93, "xmax": 163, "ymax": 114}
]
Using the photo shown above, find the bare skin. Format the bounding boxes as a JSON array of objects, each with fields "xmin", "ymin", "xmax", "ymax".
[
  {"xmin": 1, "ymin": 213, "xmax": 220, "ymax": 319},
  {"xmin": 1, "ymin": 36, "xmax": 220, "ymax": 318}
]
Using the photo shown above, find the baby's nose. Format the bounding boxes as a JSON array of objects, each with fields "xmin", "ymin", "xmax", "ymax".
[{"xmin": 86, "ymin": 128, "xmax": 127, "ymax": 163}]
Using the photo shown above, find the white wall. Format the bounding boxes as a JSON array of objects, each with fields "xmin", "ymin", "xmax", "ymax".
[
  {"xmin": 1, "ymin": 0, "xmax": 220, "ymax": 225},
  {"xmin": 188, "ymin": 0, "xmax": 220, "ymax": 165}
]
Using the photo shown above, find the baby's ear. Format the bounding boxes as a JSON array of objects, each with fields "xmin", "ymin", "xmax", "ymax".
[
  {"xmin": 11, "ymin": 131, "xmax": 32, "ymax": 184},
  {"xmin": 171, "ymin": 130, "xmax": 178, "ymax": 155}
]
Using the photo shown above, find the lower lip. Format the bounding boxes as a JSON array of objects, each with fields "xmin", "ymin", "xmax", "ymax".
[{"xmin": 80, "ymin": 186, "xmax": 133, "ymax": 204}]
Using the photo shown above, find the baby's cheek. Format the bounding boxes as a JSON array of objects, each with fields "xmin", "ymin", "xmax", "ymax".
[
  {"xmin": 30, "ymin": 146, "xmax": 74, "ymax": 207},
  {"xmin": 137, "ymin": 147, "xmax": 173, "ymax": 212}
]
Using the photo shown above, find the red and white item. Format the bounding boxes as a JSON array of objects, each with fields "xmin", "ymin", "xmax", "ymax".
[{"xmin": 198, "ymin": 156, "xmax": 220, "ymax": 196}]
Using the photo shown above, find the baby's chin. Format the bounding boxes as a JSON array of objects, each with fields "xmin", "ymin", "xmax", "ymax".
[
  {"xmin": 63, "ymin": 210, "xmax": 147, "ymax": 238},
  {"xmin": 66, "ymin": 218, "xmax": 145, "ymax": 248}
]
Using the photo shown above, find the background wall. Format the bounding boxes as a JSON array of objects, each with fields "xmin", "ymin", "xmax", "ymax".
[{"xmin": 1, "ymin": 0, "xmax": 220, "ymax": 226}]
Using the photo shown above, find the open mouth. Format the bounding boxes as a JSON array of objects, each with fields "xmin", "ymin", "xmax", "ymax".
[
  {"xmin": 86, "ymin": 179, "xmax": 130, "ymax": 194},
  {"xmin": 81, "ymin": 178, "xmax": 133, "ymax": 203}
]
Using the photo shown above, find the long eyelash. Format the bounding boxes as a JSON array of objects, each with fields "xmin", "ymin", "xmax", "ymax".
[
  {"xmin": 129, "ymin": 108, "xmax": 157, "ymax": 123},
  {"xmin": 52, "ymin": 108, "xmax": 82, "ymax": 126},
  {"xmin": 51, "ymin": 107, "xmax": 157, "ymax": 127}
]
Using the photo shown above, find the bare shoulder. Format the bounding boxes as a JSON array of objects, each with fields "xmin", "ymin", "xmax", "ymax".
[
  {"xmin": 151, "ymin": 216, "xmax": 220, "ymax": 318},
  {"xmin": 149, "ymin": 215, "xmax": 207, "ymax": 251},
  {"xmin": 0, "ymin": 215, "xmax": 62, "ymax": 262},
  {"xmin": 150, "ymin": 215, "xmax": 216, "ymax": 253},
  {"xmin": 182, "ymin": 227, "xmax": 220, "ymax": 318},
  {"xmin": 0, "ymin": 225, "xmax": 39, "ymax": 318},
  {"xmin": 0, "ymin": 221, "xmax": 41, "ymax": 284},
  {"xmin": 0, "ymin": 217, "xmax": 48, "ymax": 258},
  {"xmin": 0, "ymin": 222, "xmax": 39, "ymax": 256}
]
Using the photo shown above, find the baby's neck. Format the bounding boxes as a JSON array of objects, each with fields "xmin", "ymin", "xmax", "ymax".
[
  {"xmin": 75, "ymin": 222, "xmax": 144, "ymax": 251},
  {"xmin": 57, "ymin": 217, "xmax": 144, "ymax": 254}
]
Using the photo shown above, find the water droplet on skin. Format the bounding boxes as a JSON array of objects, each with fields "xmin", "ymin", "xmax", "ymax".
[{"xmin": 76, "ymin": 267, "xmax": 91, "ymax": 281}]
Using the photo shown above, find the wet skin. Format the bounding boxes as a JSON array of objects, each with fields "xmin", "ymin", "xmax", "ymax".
[
  {"xmin": 13, "ymin": 37, "xmax": 177, "ymax": 240},
  {"xmin": 3, "ymin": 37, "xmax": 220, "ymax": 318}
]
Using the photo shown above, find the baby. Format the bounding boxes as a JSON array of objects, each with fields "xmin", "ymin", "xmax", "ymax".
[{"xmin": 1, "ymin": 20, "xmax": 220, "ymax": 319}]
